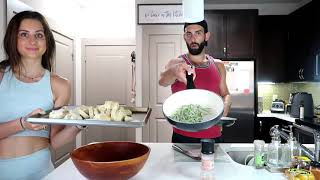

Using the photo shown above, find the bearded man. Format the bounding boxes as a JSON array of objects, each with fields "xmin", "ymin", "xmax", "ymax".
[{"xmin": 159, "ymin": 20, "xmax": 232, "ymax": 143}]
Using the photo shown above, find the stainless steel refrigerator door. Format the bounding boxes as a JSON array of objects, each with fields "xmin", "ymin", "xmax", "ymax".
[{"xmin": 222, "ymin": 61, "xmax": 255, "ymax": 143}]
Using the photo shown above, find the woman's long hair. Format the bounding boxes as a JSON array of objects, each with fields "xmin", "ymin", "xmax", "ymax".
[{"xmin": 0, "ymin": 11, "xmax": 55, "ymax": 72}]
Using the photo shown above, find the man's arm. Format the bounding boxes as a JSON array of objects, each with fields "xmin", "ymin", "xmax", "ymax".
[
  {"xmin": 159, "ymin": 59, "xmax": 194, "ymax": 87},
  {"xmin": 216, "ymin": 62, "xmax": 232, "ymax": 116}
]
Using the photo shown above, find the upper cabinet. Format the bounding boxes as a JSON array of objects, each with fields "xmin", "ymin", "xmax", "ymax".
[
  {"xmin": 286, "ymin": 1, "xmax": 320, "ymax": 82},
  {"xmin": 205, "ymin": 10, "xmax": 258, "ymax": 59},
  {"xmin": 256, "ymin": 16, "xmax": 288, "ymax": 82}
]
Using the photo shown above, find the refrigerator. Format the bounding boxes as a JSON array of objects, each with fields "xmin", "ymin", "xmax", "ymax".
[{"xmin": 221, "ymin": 60, "xmax": 255, "ymax": 143}]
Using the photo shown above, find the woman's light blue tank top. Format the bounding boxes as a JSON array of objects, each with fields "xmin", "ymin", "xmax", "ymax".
[{"xmin": 0, "ymin": 67, "xmax": 53, "ymax": 138}]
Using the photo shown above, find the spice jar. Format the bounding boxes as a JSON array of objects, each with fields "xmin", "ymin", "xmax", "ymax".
[
  {"xmin": 200, "ymin": 140, "xmax": 214, "ymax": 180},
  {"xmin": 201, "ymin": 141, "xmax": 214, "ymax": 171}
]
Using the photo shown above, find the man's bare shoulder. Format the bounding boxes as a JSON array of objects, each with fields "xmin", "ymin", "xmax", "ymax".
[
  {"xmin": 206, "ymin": 54, "xmax": 222, "ymax": 62},
  {"xmin": 211, "ymin": 59, "xmax": 226, "ymax": 75},
  {"xmin": 214, "ymin": 59, "xmax": 223, "ymax": 63},
  {"xmin": 51, "ymin": 73, "xmax": 70, "ymax": 88},
  {"xmin": 211, "ymin": 58, "xmax": 224, "ymax": 67}
]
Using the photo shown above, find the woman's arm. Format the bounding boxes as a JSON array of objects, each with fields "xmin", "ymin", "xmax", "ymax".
[
  {"xmin": 0, "ymin": 69, "xmax": 48, "ymax": 139},
  {"xmin": 0, "ymin": 108, "xmax": 51, "ymax": 139},
  {"xmin": 0, "ymin": 68, "xmax": 24, "ymax": 139},
  {"xmin": 49, "ymin": 73, "xmax": 81, "ymax": 150},
  {"xmin": 0, "ymin": 118, "xmax": 24, "ymax": 139}
]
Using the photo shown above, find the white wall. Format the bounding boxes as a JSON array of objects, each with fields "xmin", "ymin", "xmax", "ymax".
[
  {"xmin": 19, "ymin": 0, "xmax": 135, "ymax": 40},
  {"xmin": 74, "ymin": 0, "xmax": 136, "ymax": 40}
]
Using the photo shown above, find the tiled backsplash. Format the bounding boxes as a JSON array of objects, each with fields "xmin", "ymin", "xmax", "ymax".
[{"xmin": 258, "ymin": 82, "xmax": 320, "ymax": 111}]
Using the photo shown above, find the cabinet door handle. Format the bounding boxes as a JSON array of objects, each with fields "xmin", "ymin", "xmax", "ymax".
[
  {"xmin": 298, "ymin": 68, "xmax": 302, "ymax": 79},
  {"xmin": 316, "ymin": 54, "xmax": 319, "ymax": 76},
  {"xmin": 301, "ymin": 68, "xmax": 304, "ymax": 80},
  {"xmin": 259, "ymin": 121, "xmax": 262, "ymax": 132}
]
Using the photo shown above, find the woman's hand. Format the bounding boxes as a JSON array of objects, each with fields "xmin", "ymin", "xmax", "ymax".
[{"xmin": 21, "ymin": 108, "xmax": 48, "ymax": 131}]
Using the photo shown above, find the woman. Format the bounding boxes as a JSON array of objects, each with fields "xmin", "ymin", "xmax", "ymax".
[{"xmin": 0, "ymin": 11, "xmax": 82, "ymax": 179}]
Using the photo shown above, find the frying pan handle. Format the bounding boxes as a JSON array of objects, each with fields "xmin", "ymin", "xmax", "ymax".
[{"xmin": 186, "ymin": 72, "xmax": 196, "ymax": 89}]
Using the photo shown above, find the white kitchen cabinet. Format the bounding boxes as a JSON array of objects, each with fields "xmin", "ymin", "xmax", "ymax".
[
  {"xmin": 140, "ymin": 25, "xmax": 187, "ymax": 142},
  {"xmin": 50, "ymin": 32, "xmax": 76, "ymax": 167},
  {"xmin": 52, "ymin": 32, "xmax": 75, "ymax": 105},
  {"xmin": 82, "ymin": 40, "xmax": 136, "ymax": 144}
]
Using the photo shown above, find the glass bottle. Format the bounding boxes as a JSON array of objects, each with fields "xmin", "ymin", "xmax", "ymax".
[
  {"xmin": 267, "ymin": 136, "xmax": 281, "ymax": 167},
  {"xmin": 254, "ymin": 140, "xmax": 265, "ymax": 169},
  {"xmin": 280, "ymin": 132, "xmax": 299, "ymax": 167}
]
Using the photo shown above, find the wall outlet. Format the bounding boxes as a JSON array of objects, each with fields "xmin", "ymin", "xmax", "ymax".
[{"xmin": 272, "ymin": 94, "xmax": 278, "ymax": 101}]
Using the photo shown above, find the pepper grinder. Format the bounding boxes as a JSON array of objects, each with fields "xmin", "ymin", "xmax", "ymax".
[{"xmin": 201, "ymin": 139, "xmax": 214, "ymax": 171}]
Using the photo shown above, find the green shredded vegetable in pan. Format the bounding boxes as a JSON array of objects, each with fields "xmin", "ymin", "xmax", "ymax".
[{"xmin": 171, "ymin": 104, "xmax": 211, "ymax": 123}]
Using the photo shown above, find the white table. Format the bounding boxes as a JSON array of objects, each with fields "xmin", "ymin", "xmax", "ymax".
[{"xmin": 44, "ymin": 143, "xmax": 287, "ymax": 180}]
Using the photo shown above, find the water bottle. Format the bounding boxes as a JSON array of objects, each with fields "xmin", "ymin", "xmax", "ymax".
[{"xmin": 254, "ymin": 140, "xmax": 265, "ymax": 169}]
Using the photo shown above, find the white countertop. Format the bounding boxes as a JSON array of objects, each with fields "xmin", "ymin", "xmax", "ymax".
[
  {"xmin": 43, "ymin": 143, "xmax": 287, "ymax": 180},
  {"xmin": 257, "ymin": 111, "xmax": 296, "ymax": 123}
]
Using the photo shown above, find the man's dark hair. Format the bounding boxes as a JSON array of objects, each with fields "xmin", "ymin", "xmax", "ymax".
[
  {"xmin": 183, "ymin": 20, "xmax": 208, "ymax": 33},
  {"xmin": 184, "ymin": 20, "xmax": 208, "ymax": 46}
]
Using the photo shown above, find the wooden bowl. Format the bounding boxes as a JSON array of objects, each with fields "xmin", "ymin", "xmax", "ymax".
[{"xmin": 70, "ymin": 141, "xmax": 150, "ymax": 180}]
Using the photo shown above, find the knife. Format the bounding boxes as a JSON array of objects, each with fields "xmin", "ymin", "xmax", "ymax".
[
  {"xmin": 172, "ymin": 144, "xmax": 201, "ymax": 161},
  {"xmin": 28, "ymin": 106, "xmax": 63, "ymax": 118}
]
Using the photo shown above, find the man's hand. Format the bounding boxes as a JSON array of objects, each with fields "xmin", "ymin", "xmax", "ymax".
[{"xmin": 159, "ymin": 58, "xmax": 195, "ymax": 86}]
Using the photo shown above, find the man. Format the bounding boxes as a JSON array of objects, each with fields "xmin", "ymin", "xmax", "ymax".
[{"xmin": 159, "ymin": 20, "xmax": 231, "ymax": 143}]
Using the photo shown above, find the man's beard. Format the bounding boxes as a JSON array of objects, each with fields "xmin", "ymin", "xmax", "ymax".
[{"xmin": 186, "ymin": 41, "xmax": 206, "ymax": 55}]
